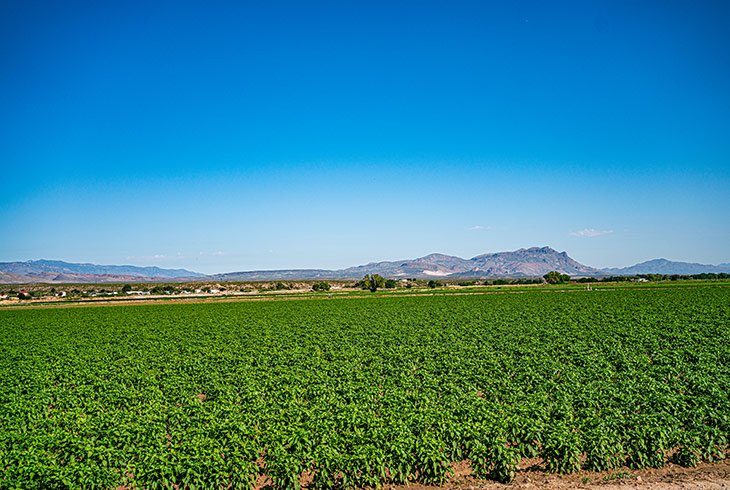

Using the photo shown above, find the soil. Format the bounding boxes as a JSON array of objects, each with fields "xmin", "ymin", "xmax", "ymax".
[
  {"xmin": 392, "ymin": 459, "xmax": 730, "ymax": 490},
  {"xmin": 246, "ymin": 459, "xmax": 730, "ymax": 490}
]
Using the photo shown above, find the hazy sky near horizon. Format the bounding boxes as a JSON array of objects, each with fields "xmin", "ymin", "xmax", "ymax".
[{"xmin": 2, "ymin": 0, "xmax": 729, "ymax": 274}]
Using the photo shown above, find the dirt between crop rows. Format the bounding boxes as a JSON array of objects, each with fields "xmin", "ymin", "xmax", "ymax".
[
  {"xmin": 386, "ymin": 459, "xmax": 730, "ymax": 490},
  {"xmin": 243, "ymin": 459, "xmax": 730, "ymax": 490}
]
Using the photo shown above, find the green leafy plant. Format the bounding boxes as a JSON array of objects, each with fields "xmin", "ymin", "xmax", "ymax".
[{"xmin": 0, "ymin": 286, "xmax": 727, "ymax": 488}]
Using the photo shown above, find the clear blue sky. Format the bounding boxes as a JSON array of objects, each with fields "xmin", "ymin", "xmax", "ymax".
[{"xmin": 2, "ymin": 0, "xmax": 729, "ymax": 274}]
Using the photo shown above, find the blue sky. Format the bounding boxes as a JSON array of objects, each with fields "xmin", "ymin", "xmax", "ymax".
[{"xmin": 2, "ymin": 0, "xmax": 729, "ymax": 274}]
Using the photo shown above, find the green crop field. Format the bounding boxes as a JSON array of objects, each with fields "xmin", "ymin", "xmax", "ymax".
[{"xmin": 1, "ymin": 286, "xmax": 728, "ymax": 489}]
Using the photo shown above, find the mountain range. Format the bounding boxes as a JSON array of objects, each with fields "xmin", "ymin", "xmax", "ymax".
[
  {"xmin": 1, "ymin": 249, "xmax": 728, "ymax": 284},
  {"xmin": 602, "ymin": 258, "xmax": 730, "ymax": 276},
  {"xmin": 0, "ymin": 260, "xmax": 203, "ymax": 284},
  {"xmin": 210, "ymin": 247, "xmax": 599, "ymax": 281}
]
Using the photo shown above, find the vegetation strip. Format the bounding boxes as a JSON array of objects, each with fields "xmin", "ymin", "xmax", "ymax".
[{"xmin": 3, "ymin": 280, "xmax": 729, "ymax": 310}]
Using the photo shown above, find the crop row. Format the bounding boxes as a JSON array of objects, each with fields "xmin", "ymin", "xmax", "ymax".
[{"xmin": 0, "ymin": 287, "xmax": 728, "ymax": 488}]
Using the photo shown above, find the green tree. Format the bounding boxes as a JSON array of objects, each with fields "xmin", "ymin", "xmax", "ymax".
[
  {"xmin": 312, "ymin": 281, "xmax": 331, "ymax": 292},
  {"xmin": 121, "ymin": 284, "xmax": 132, "ymax": 293},
  {"xmin": 544, "ymin": 271, "xmax": 570, "ymax": 284},
  {"xmin": 359, "ymin": 274, "xmax": 386, "ymax": 292},
  {"xmin": 427, "ymin": 280, "xmax": 442, "ymax": 289},
  {"xmin": 384, "ymin": 279, "xmax": 397, "ymax": 289}
]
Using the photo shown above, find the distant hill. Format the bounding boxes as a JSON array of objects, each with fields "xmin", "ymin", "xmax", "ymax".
[
  {"xmin": 602, "ymin": 258, "xmax": 730, "ymax": 276},
  {"xmin": 211, "ymin": 247, "xmax": 599, "ymax": 281},
  {"xmin": 212, "ymin": 269, "xmax": 338, "ymax": 282},
  {"xmin": 3, "ymin": 251, "xmax": 728, "ymax": 284},
  {"xmin": 0, "ymin": 260, "xmax": 204, "ymax": 284}
]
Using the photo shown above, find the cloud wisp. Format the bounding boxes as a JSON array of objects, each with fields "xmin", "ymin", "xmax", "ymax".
[
  {"xmin": 468, "ymin": 225, "xmax": 491, "ymax": 231},
  {"xmin": 199, "ymin": 251, "xmax": 225, "ymax": 257},
  {"xmin": 570, "ymin": 228, "xmax": 614, "ymax": 238}
]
